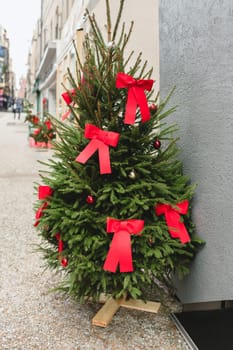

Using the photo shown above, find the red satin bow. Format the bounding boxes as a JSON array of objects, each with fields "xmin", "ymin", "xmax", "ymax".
[
  {"xmin": 34, "ymin": 185, "xmax": 53, "ymax": 227},
  {"xmin": 103, "ymin": 218, "xmax": 144, "ymax": 273},
  {"xmin": 116, "ymin": 72, "xmax": 154, "ymax": 124},
  {"xmin": 55, "ymin": 233, "xmax": 68, "ymax": 267},
  {"xmin": 76, "ymin": 124, "xmax": 120, "ymax": 174},
  {"xmin": 155, "ymin": 200, "xmax": 191, "ymax": 244},
  {"xmin": 61, "ymin": 89, "xmax": 76, "ymax": 120}
]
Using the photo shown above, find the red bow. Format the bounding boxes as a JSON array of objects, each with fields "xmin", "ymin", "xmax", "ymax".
[
  {"xmin": 32, "ymin": 116, "xmax": 40, "ymax": 124},
  {"xmin": 116, "ymin": 72, "xmax": 154, "ymax": 124},
  {"xmin": 55, "ymin": 233, "xmax": 68, "ymax": 267},
  {"xmin": 34, "ymin": 186, "xmax": 53, "ymax": 227},
  {"xmin": 61, "ymin": 89, "xmax": 76, "ymax": 120},
  {"xmin": 44, "ymin": 120, "xmax": 52, "ymax": 130},
  {"xmin": 76, "ymin": 124, "xmax": 120, "ymax": 174},
  {"xmin": 103, "ymin": 218, "xmax": 144, "ymax": 273},
  {"xmin": 33, "ymin": 128, "xmax": 41, "ymax": 136},
  {"xmin": 155, "ymin": 200, "xmax": 190, "ymax": 244}
]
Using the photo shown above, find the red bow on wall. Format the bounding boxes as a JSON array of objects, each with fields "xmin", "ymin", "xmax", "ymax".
[
  {"xmin": 155, "ymin": 200, "xmax": 191, "ymax": 244},
  {"xmin": 103, "ymin": 218, "xmax": 144, "ymax": 273},
  {"xmin": 34, "ymin": 185, "xmax": 53, "ymax": 227},
  {"xmin": 76, "ymin": 124, "xmax": 120, "ymax": 174},
  {"xmin": 116, "ymin": 72, "xmax": 154, "ymax": 125}
]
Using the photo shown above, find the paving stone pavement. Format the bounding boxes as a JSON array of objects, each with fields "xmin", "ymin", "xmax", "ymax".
[{"xmin": 0, "ymin": 111, "xmax": 189, "ymax": 350}]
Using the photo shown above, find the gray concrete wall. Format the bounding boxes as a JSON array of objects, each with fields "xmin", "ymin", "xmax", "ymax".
[{"xmin": 159, "ymin": 0, "xmax": 233, "ymax": 303}]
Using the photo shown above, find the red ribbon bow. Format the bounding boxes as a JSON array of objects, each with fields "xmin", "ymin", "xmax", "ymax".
[
  {"xmin": 155, "ymin": 200, "xmax": 190, "ymax": 244},
  {"xmin": 61, "ymin": 89, "xmax": 76, "ymax": 120},
  {"xmin": 34, "ymin": 185, "xmax": 53, "ymax": 227},
  {"xmin": 44, "ymin": 120, "xmax": 52, "ymax": 130},
  {"xmin": 76, "ymin": 124, "xmax": 120, "ymax": 174},
  {"xmin": 33, "ymin": 128, "xmax": 41, "ymax": 136},
  {"xmin": 55, "ymin": 233, "xmax": 68, "ymax": 267},
  {"xmin": 32, "ymin": 116, "xmax": 39, "ymax": 124},
  {"xmin": 103, "ymin": 218, "xmax": 144, "ymax": 273},
  {"xmin": 116, "ymin": 72, "xmax": 154, "ymax": 125}
]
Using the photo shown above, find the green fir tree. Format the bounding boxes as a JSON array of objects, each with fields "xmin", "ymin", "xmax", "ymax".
[{"xmin": 34, "ymin": 0, "xmax": 203, "ymax": 303}]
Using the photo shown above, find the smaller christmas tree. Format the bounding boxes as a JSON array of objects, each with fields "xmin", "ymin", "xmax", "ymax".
[
  {"xmin": 34, "ymin": 0, "xmax": 203, "ymax": 303},
  {"xmin": 30, "ymin": 119, "xmax": 56, "ymax": 145},
  {"xmin": 24, "ymin": 100, "xmax": 56, "ymax": 146}
]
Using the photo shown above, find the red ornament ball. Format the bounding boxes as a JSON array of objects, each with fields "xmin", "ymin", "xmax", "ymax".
[
  {"xmin": 149, "ymin": 103, "xmax": 158, "ymax": 112},
  {"xmin": 154, "ymin": 139, "xmax": 161, "ymax": 149},
  {"xmin": 61, "ymin": 257, "xmax": 68, "ymax": 267},
  {"xmin": 86, "ymin": 195, "xmax": 95, "ymax": 204}
]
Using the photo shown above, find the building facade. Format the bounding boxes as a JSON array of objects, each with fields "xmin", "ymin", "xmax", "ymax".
[
  {"xmin": 27, "ymin": 0, "xmax": 159, "ymax": 119},
  {"xmin": 0, "ymin": 25, "xmax": 14, "ymax": 109},
  {"xmin": 27, "ymin": 0, "xmax": 76, "ymax": 117}
]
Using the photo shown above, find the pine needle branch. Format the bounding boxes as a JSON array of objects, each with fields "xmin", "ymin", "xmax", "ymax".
[
  {"xmin": 122, "ymin": 21, "xmax": 134, "ymax": 51},
  {"xmin": 112, "ymin": 0, "xmax": 125, "ymax": 41},
  {"xmin": 105, "ymin": 0, "xmax": 112, "ymax": 42}
]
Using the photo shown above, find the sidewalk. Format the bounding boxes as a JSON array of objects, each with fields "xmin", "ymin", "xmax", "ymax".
[{"xmin": 0, "ymin": 111, "xmax": 188, "ymax": 350}]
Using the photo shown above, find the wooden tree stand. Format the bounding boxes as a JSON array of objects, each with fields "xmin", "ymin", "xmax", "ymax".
[{"xmin": 92, "ymin": 294, "xmax": 161, "ymax": 327}]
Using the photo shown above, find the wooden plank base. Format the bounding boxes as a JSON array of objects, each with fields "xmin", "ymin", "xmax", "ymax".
[
  {"xmin": 92, "ymin": 296, "xmax": 161, "ymax": 327},
  {"xmin": 92, "ymin": 297, "xmax": 122, "ymax": 327},
  {"xmin": 121, "ymin": 298, "xmax": 160, "ymax": 313}
]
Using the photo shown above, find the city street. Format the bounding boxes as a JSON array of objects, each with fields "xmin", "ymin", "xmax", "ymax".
[{"xmin": 0, "ymin": 111, "xmax": 188, "ymax": 350}]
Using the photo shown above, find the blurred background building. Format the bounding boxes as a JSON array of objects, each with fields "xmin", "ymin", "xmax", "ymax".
[
  {"xmin": 26, "ymin": 0, "xmax": 159, "ymax": 119},
  {"xmin": 0, "ymin": 25, "xmax": 15, "ymax": 110}
]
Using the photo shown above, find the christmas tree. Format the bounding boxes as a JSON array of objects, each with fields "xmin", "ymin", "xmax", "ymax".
[
  {"xmin": 24, "ymin": 100, "xmax": 56, "ymax": 146},
  {"xmin": 34, "ymin": 0, "xmax": 203, "ymax": 303}
]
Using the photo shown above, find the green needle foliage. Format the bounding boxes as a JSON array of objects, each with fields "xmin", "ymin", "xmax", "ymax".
[{"xmin": 34, "ymin": 0, "xmax": 204, "ymax": 303}]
